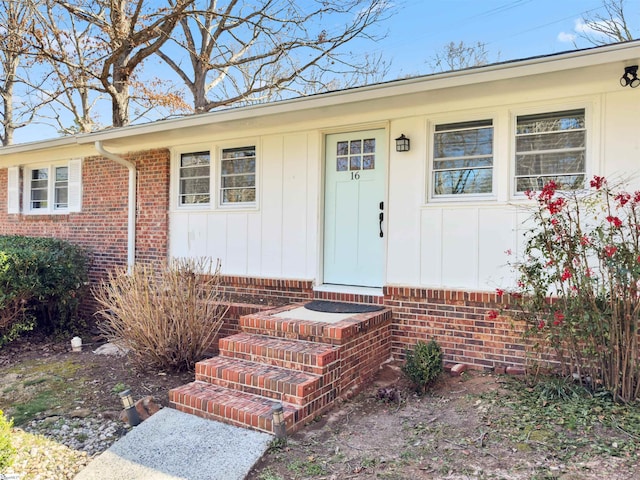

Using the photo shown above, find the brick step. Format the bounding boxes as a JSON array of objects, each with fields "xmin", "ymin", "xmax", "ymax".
[
  {"xmin": 195, "ymin": 356, "xmax": 322, "ymax": 406},
  {"xmin": 219, "ymin": 333, "xmax": 341, "ymax": 375},
  {"xmin": 169, "ymin": 381, "xmax": 300, "ymax": 434},
  {"xmin": 239, "ymin": 306, "xmax": 393, "ymax": 345}
]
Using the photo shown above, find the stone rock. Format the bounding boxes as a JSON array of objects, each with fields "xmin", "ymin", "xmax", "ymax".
[
  {"xmin": 70, "ymin": 408, "xmax": 92, "ymax": 418},
  {"xmin": 119, "ymin": 396, "xmax": 162, "ymax": 424},
  {"xmin": 93, "ymin": 342, "xmax": 129, "ymax": 356},
  {"xmin": 135, "ymin": 396, "xmax": 161, "ymax": 421}
]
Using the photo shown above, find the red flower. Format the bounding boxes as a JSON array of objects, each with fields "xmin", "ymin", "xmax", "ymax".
[
  {"xmin": 615, "ymin": 192, "xmax": 631, "ymax": 207},
  {"xmin": 590, "ymin": 175, "xmax": 606, "ymax": 190},
  {"xmin": 580, "ymin": 235, "xmax": 590, "ymax": 246},
  {"xmin": 606, "ymin": 216, "xmax": 623, "ymax": 228},
  {"xmin": 495, "ymin": 288, "xmax": 504, "ymax": 297},
  {"xmin": 551, "ymin": 218, "xmax": 559, "ymax": 226},
  {"xmin": 538, "ymin": 320, "xmax": 546, "ymax": 329},
  {"xmin": 524, "ymin": 189, "xmax": 535, "ymax": 200},
  {"xmin": 604, "ymin": 245, "xmax": 617, "ymax": 257},
  {"xmin": 637, "ymin": 255, "xmax": 640, "ymax": 263},
  {"xmin": 487, "ymin": 310, "xmax": 499, "ymax": 320},
  {"xmin": 539, "ymin": 181, "xmax": 558, "ymax": 202},
  {"xmin": 585, "ymin": 268, "xmax": 593, "ymax": 278},
  {"xmin": 511, "ymin": 292, "xmax": 522, "ymax": 299},
  {"xmin": 517, "ymin": 281, "xmax": 525, "ymax": 288},
  {"xmin": 547, "ymin": 198, "xmax": 565, "ymax": 214},
  {"xmin": 634, "ymin": 191, "xmax": 640, "ymax": 204},
  {"xmin": 561, "ymin": 267, "xmax": 572, "ymax": 281},
  {"xmin": 553, "ymin": 311, "xmax": 565, "ymax": 326}
]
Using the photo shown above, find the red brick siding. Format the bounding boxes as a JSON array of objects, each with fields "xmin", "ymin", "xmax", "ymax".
[{"xmin": 0, "ymin": 149, "xmax": 169, "ymax": 312}]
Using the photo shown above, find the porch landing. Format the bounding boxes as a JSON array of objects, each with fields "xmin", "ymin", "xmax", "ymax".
[{"xmin": 169, "ymin": 302, "xmax": 392, "ymax": 434}]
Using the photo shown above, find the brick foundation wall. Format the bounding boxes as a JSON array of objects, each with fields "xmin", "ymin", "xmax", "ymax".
[
  {"xmin": 217, "ymin": 279, "xmax": 527, "ymax": 371},
  {"xmin": 384, "ymin": 287, "xmax": 525, "ymax": 370}
]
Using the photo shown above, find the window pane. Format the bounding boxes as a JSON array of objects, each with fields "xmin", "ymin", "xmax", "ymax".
[
  {"xmin": 516, "ymin": 174, "xmax": 585, "ymax": 192},
  {"xmin": 221, "ymin": 146, "xmax": 256, "ymax": 204},
  {"xmin": 337, "ymin": 141, "xmax": 348, "ymax": 155},
  {"xmin": 515, "ymin": 109, "xmax": 585, "ymax": 192},
  {"xmin": 221, "ymin": 158, "xmax": 255, "ymax": 175},
  {"xmin": 31, "ymin": 168, "xmax": 48, "ymax": 209},
  {"xmin": 350, "ymin": 156, "xmax": 361, "ymax": 170},
  {"xmin": 337, "ymin": 157, "xmax": 348, "ymax": 171},
  {"xmin": 516, "ymin": 131, "xmax": 585, "ymax": 152},
  {"xmin": 434, "ymin": 127, "xmax": 493, "ymax": 158},
  {"xmin": 516, "ymin": 110, "xmax": 585, "ymax": 134},
  {"xmin": 516, "ymin": 152, "xmax": 585, "ymax": 176},
  {"xmin": 434, "ymin": 168, "xmax": 493, "ymax": 195},
  {"xmin": 363, "ymin": 139, "xmax": 375, "ymax": 153},
  {"xmin": 222, "ymin": 174, "xmax": 255, "ymax": 188},
  {"xmin": 433, "ymin": 120, "xmax": 493, "ymax": 196},
  {"xmin": 54, "ymin": 166, "xmax": 69, "ymax": 209},
  {"xmin": 180, "ymin": 152, "xmax": 210, "ymax": 205},
  {"xmin": 349, "ymin": 140, "xmax": 362, "ymax": 155},
  {"xmin": 434, "ymin": 157, "xmax": 493, "ymax": 171}
]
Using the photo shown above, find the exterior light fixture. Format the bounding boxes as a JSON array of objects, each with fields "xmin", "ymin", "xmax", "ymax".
[
  {"xmin": 271, "ymin": 403, "xmax": 286, "ymax": 440},
  {"xmin": 119, "ymin": 389, "xmax": 141, "ymax": 426},
  {"xmin": 620, "ymin": 65, "xmax": 639, "ymax": 88},
  {"xmin": 395, "ymin": 134, "xmax": 410, "ymax": 152}
]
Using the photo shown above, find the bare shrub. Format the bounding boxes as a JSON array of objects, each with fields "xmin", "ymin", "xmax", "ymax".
[{"xmin": 94, "ymin": 258, "xmax": 228, "ymax": 371}]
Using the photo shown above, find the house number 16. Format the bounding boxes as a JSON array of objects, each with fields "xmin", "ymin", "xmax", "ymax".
[{"xmin": 351, "ymin": 172, "xmax": 360, "ymax": 180}]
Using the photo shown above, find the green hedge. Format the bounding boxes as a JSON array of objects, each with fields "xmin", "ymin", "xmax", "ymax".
[{"xmin": 0, "ymin": 236, "xmax": 89, "ymax": 345}]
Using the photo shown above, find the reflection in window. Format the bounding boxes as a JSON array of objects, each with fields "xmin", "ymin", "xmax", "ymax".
[
  {"xmin": 515, "ymin": 109, "xmax": 586, "ymax": 192},
  {"xmin": 30, "ymin": 168, "xmax": 49, "ymax": 209},
  {"xmin": 54, "ymin": 166, "xmax": 68, "ymax": 209},
  {"xmin": 336, "ymin": 138, "xmax": 375, "ymax": 172},
  {"xmin": 433, "ymin": 120, "xmax": 493, "ymax": 195},
  {"xmin": 179, "ymin": 151, "xmax": 210, "ymax": 205},
  {"xmin": 221, "ymin": 146, "xmax": 256, "ymax": 204}
]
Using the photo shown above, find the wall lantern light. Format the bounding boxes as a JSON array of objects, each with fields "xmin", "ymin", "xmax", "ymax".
[
  {"xmin": 395, "ymin": 134, "xmax": 410, "ymax": 152},
  {"xmin": 620, "ymin": 65, "xmax": 639, "ymax": 88}
]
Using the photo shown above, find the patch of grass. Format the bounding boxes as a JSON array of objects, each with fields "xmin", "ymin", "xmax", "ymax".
[
  {"xmin": 1, "ymin": 358, "xmax": 89, "ymax": 426},
  {"xmin": 286, "ymin": 458, "xmax": 325, "ymax": 476},
  {"xmin": 480, "ymin": 376, "xmax": 640, "ymax": 463},
  {"xmin": 10, "ymin": 390, "xmax": 58, "ymax": 425},
  {"xmin": 257, "ymin": 469, "xmax": 283, "ymax": 480},
  {"xmin": 22, "ymin": 378, "xmax": 48, "ymax": 388}
]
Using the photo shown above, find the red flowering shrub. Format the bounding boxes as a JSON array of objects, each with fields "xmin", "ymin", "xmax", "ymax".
[{"xmin": 509, "ymin": 176, "xmax": 640, "ymax": 402}]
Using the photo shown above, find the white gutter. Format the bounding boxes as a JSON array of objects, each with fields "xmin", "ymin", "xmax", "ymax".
[{"xmin": 94, "ymin": 141, "xmax": 136, "ymax": 271}]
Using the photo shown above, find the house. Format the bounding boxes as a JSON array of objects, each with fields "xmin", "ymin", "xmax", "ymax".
[{"xmin": 1, "ymin": 41, "xmax": 639, "ymax": 432}]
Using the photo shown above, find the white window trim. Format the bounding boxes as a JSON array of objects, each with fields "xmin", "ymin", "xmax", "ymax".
[
  {"xmin": 174, "ymin": 147, "xmax": 212, "ymax": 210},
  {"xmin": 217, "ymin": 144, "xmax": 258, "ymax": 209},
  {"xmin": 510, "ymin": 103, "xmax": 592, "ymax": 199},
  {"xmin": 19, "ymin": 159, "xmax": 82, "ymax": 215},
  {"xmin": 171, "ymin": 141, "xmax": 259, "ymax": 212},
  {"xmin": 427, "ymin": 115, "xmax": 497, "ymax": 204}
]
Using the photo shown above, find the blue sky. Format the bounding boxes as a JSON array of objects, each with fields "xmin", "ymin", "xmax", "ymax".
[
  {"xmin": 12, "ymin": 0, "xmax": 639, "ymax": 144},
  {"xmin": 380, "ymin": 0, "xmax": 638, "ymax": 78}
]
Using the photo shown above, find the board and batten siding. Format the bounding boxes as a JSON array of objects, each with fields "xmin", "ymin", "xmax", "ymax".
[
  {"xmin": 169, "ymin": 133, "xmax": 320, "ymax": 280},
  {"xmin": 169, "ymin": 82, "xmax": 638, "ymax": 292}
]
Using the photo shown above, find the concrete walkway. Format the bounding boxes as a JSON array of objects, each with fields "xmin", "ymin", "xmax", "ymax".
[{"xmin": 74, "ymin": 408, "xmax": 271, "ymax": 480}]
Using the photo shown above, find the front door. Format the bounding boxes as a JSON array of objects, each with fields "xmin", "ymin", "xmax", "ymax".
[{"xmin": 324, "ymin": 130, "xmax": 386, "ymax": 287}]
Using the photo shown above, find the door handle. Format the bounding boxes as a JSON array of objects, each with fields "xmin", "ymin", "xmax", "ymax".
[{"xmin": 379, "ymin": 212, "xmax": 384, "ymax": 238}]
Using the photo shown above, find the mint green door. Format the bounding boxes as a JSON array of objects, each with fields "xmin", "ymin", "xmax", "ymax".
[{"xmin": 324, "ymin": 130, "xmax": 386, "ymax": 287}]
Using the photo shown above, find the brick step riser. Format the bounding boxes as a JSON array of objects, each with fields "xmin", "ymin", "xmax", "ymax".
[
  {"xmin": 169, "ymin": 383, "xmax": 300, "ymax": 435},
  {"xmin": 218, "ymin": 349, "xmax": 340, "ymax": 376},
  {"xmin": 238, "ymin": 326, "xmax": 338, "ymax": 345},
  {"xmin": 195, "ymin": 373, "xmax": 322, "ymax": 406}
]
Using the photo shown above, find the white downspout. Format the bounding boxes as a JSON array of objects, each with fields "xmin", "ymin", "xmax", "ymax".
[{"xmin": 94, "ymin": 141, "xmax": 136, "ymax": 271}]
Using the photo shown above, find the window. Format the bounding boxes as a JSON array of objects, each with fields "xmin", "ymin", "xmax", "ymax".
[
  {"xmin": 19, "ymin": 160, "xmax": 81, "ymax": 214},
  {"xmin": 432, "ymin": 119, "xmax": 493, "ymax": 196},
  {"xmin": 179, "ymin": 151, "xmax": 210, "ymax": 205},
  {"xmin": 515, "ymin": 109, "xmax": 586, "ymax": 192},
  {"xmin": 220, "ymin": 146, "xmax": 256, "ymax": 205}
]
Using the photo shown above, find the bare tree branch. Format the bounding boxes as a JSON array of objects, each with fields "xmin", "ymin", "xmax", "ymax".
[{"xmin": 580, "ymin": 0, "xmax": 636, "ymax": 45}]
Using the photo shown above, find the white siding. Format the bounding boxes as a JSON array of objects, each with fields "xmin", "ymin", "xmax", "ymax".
[{"xmin": 170, "ymin": 133, "xmax": 317, "ymax": 280}]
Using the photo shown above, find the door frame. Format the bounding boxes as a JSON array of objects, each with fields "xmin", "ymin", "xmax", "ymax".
[{"xmin": 318, "ymin": 124, "xmax": 390, "ymax": 289}]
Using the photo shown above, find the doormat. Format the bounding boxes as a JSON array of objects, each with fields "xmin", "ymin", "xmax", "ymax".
[{"xmin": 304, "ymin": 300, "xmax": 384, "ymax": 314}]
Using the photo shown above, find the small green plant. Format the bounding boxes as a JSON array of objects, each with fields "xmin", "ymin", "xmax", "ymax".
[
  {"xmin": 0, "ymin": 409, "xmax": 15, "ymax": 472},
  {"xmin": 257, "ymin": 468, "xmax": 284, "ymax": 480},
  {"xmin": 402, "ymin": 340, "xmax": 443, "ymax": 394},
  {"xmin": 111, "ymin": 382, "xmax": 129, "ymax": 394}
]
